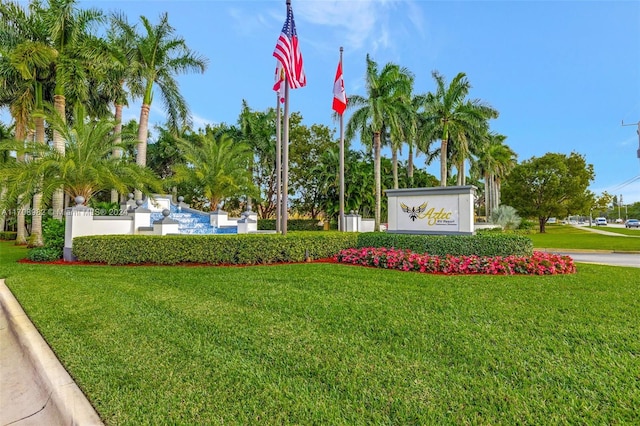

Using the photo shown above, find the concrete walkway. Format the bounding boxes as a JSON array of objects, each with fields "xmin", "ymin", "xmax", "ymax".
[
  {"xmin": 576, "ymin": 224, "xmax": 640, "ymax": 237},
  {"xmin": 0, "ymin": 279, "xmax": 103, "ymax": 426}
]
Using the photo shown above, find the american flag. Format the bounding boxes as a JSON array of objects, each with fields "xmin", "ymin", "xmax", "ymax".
[{"xmin": 273, "ymin": 3, "xmax": 306, "ymax": 89}]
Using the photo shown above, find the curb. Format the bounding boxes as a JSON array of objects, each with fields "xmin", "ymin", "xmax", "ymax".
[{"xmin": 0, "ymin": 279, "xmax": 104, "ymax": 425}]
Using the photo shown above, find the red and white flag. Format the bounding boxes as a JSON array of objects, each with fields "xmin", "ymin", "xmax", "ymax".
[
  {"xmin": 273, "ymin": 2, "xmax": 306, "ymax": 89},
  {"xmin": 332, "ymin": 61, "xmax": 347, "ymax": 115},
  {"xmin": 273, "ymin": 61, "xmax": 285, "ymax": 103}
]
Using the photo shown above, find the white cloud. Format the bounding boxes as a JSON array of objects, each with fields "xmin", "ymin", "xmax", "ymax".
[
  {"xmin": 294, "ymin": 0, "xmax": 425, "ymax": 53},
  {"xmin": 191, "ymin": 112, "xmax": 217, "ymax": 131}
]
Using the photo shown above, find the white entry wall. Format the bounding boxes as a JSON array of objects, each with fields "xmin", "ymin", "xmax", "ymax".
[{"xmin": 386, "ymin": 186, "xmax": 476, "ymax": 235}]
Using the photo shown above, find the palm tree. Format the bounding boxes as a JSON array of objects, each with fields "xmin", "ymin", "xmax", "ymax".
[
  {"xmin": 346, "ymin": 55, "xmax": 413, "ymax": 230},
  {"xmin": 117, "ymin": 12, "xmax": 207, "ymax": 177},
  {"xmin": 238, "ymin": 100, "xmax": 277, "ymax": 218},
  {"xmin": 472, "ymin": 132, "xmax": 517, "ymax": 218},
  {"xmin": 0, "ymin": 123, "xmax": 14, "ymax": 233},
  {"xmin": 0, "ymin": 104, "xmax": 163, "ymax": 209},
  {"xmin": 170, "ymin": 132, "xmax": 256, "ymax": 211},
  {"xmin": 0, "ymin": 0, "xmax": 51, "ymax": 244},
  {"xmin": 387, "ymin": 73, "xmax": 414, "ymax": 189},
  {"xmin": 41, "ymin": 0, "xmax": 106, "ymax": 218},
  {"xmin": 9, "ymin": 40, "xmax": 57, "ymax": 246},
  {"xmin": 104, "ymin": 12, "xmax": 144, "ymax": 203},
  {"xmin": 421, "ymin": 71, "xmax": 498, "ymax": 187}
]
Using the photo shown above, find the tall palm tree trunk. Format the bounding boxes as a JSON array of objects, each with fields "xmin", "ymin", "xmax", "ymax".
[
  {"xmin": 30, "ymin": 114, "xmax": 46, "ymax": 247},
  {"xmin": 484, "ymin": 173, "xmax": 492, "ymax": 219},
  {"xmin": 51, "ymin": 94, "xmax": 66, "ymax": 220},
  {"xmin": 392, "ymin": 147, "xmax": 399, "ymax": 189},
  {"xmin": 111, "ymin": 103, "xmax": 124, "ymax": 203},
  {"xmin": 137, "ymin": 104, "xmax": 150, "ymax": 166},
  {"xmin": 407, "ymin": 143, "xmax": 414, "ymax": 187},
  {"xmin": 135, "ymin": 104, "xmax": 151, "ymax": 200},
  {"xmin": 14, "ymin": 123, "xmax": 28, "ymax": 245},
  {"xmin": 0, "ymin": 187, "xmax": 6, "ymax": 232},
  {"xmin": 494, "ymin": 177, "xmax": 501, "ymax": 212},
  {"xmin": 374, "ymin": 131, "xmax": 381, "ymax": 231},
  {"xmin": 440, "ymin": 134, "xmax": 448, "ymax": 187}
]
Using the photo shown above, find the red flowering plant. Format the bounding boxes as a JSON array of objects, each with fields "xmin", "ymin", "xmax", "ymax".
[{"xmin": 333, "ymin": 247, "xmax": 576, "ymax": 275}]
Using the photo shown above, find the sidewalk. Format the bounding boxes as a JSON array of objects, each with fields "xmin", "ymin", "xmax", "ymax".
[
  {"xmin": 575, "ymin": 224, "xmax": 640, "ymax": 237},
  {"xmin": 0, "ymin": 279, "xmax": 103, "ymax": 426}
]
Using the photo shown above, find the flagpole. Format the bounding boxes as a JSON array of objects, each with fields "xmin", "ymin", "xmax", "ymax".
[
  {"xmin": 339, "ymin": 46, "xmax": 345, "ymax": 232},
  {"xmin": 276, "ymin": 93, "xmax": 282, "ymax": 233},
  {"xmin": 282, "ymin": 78, "xmax": 290, "ymax": 235}
]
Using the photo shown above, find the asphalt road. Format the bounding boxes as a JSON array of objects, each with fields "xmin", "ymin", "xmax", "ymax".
[{"xmin": 544, "ymin": 223, "xmax": 640, "ymax": 268}]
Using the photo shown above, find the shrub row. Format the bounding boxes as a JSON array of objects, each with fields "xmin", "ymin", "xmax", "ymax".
[
  {"xmin": 71, "ymin": 231, "xmax": 533, "ymax": 265},
  {"xmin": 355, "ymin": 232, "xmax": 533, "ymax": 257},
  {"xmin": 0, "ymin": 231, "xmax": 17, "ymax": 241},
  {"xmin": 72, "ymin": 232, "xmax": 358, "ymax": 265},
  {"xmin": 258, "ymin": 219, "xmax": 323, "ymax": 231}
]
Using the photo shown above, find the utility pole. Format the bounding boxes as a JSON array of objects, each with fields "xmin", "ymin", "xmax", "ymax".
[{"xmin": 621, "ymin": 119, "xmax": 640, "ymax": 160}]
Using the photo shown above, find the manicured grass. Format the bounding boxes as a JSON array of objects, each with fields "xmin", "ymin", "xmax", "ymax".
[
  {"xmin": 589, "ymin": 226, "xmax": 640, "ymax": 236},
  {"xmin": 528, "ymin": 225, "xmax": 640, "ymax": 251},
  {"xmin": 2, "ymin": 242, "xmax": 639, "ymax": 424}
]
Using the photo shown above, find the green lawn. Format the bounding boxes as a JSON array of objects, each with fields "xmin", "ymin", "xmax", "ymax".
[
  {"xmin": 1, "ymin": 242, "xmax": 639, "ymax": 425},
  {"xmin": 528, "ymin": 224, "xmax": 640, "ymax": 251}
]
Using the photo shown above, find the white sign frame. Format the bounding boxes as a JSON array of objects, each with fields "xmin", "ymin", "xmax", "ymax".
[{"xmin": 386, "ymin": 186, "xmax": 476, "ymax": 235}]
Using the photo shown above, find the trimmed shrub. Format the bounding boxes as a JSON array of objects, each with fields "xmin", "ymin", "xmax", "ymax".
[
  {"xmin": 72, "ymin": 232, "xmax": 358, "ymax": 265},
  {"xmin": 258, "ymin": 219, "xmax": 323, "ymax": 231},
  {"xmin": 355, "ymin": 232, "xmax": 533, "ymax": 257},
  {"xmin": 26, "ymin": 218, "xmax": 65, "ymax": 261},
  {"xmin": 0, "ymin": 231, "xmax": 17, "ymax": 241},
  {"xmin": 27, "ymin": 247, "xmax": 62, "ymax": 262}
]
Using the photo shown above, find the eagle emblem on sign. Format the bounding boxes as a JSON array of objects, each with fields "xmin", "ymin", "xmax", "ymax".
[{"xmin": 400, "ymin": 202, "xmax": 428, "ymax": 221}]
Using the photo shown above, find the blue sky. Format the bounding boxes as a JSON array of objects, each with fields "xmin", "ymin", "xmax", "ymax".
[{"xmin": 9, "ymin": 0, "xmax": 640, "ymax": 204}]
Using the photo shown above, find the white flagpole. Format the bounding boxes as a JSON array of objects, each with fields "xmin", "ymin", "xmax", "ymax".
[
  {"xmin": 339, "ymin": 46, "xmax": 345, "ymax": 232},
  {"xmin": 282, "ymin": 79, "xmax": 290, "ymax": 235},
  {"xmin": 276, "ymin": 93, "xmax": 282, "ymax": 233}
]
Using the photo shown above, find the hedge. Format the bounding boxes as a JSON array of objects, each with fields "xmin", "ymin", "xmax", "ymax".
[
  {"xmin": 72, "ymin": 232, "xmax": 358, "ymax": 265},
  {"xmin": 71, "ymin": 231, "xmax": 533, "ymax": 265},
  {"xmin": 257, "ymin": 219, "xmax": 324, "ymax": 231},
  {"xmin": 0, "ymin": 231, "xmax": 17, "ymax": 241},
  {"xmin": 355, "ymin": 232, "xmax": 533, "ymax": 257}
]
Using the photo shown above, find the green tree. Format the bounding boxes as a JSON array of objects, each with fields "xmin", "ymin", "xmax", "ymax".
[
  {"xmin": 238, "ymin": 101, "xmax": 277, "ymax": 219},
  {"xmin": 312, "ymin": 146, "xmax": 376, "ymax": 225},
  {"xmin": 0, "ymin": 0, "xmax": 53, "ymax": 244},
  {"xmin": 103, "ymin": 12, "xmax": 144, "ymax": 203},
  {"xmin": 421, "ymin": 71, "xmax": 498, "ymax": 187},
  {"xmin": 471, "ymin": 132, "xmax": 517, "ymax": 218},
  {"xmin": 170, "ymin": 132, "xmax": 255, "ymax": 211},
  {"xmin": 346, "ymin": 55, "xmax": 413, "ymax": 230},
  {"xmin": 593, "ymin": 191, "xmax": 614, "ymax": 218},
  {"xmin": 9, "ymin": 39, "xmax": 57, "ymax": 246},
  {"xmin": 289, "ymin": 122, "xmax": 334, "ymax": 219},
  {"xmin": 117, "ymin": 12, "xmax": 207, "ymax": 173},
  {"xmin": 0, "ymin": 104, "xmax": 163, "ymax": 208},
  {"xmin": 41, "ymin": 0, "xmax": 107, "ymax": 217},
  {"xmin": 501, "ymin": 152, "xmax": 594, "ymax": 233}
]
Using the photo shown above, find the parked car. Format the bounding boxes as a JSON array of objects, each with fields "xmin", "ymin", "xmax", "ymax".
[
  {"xmin": 595, "ymin": 217, "xmax": 608, "ymax": 226},
  {"xmin": 625, "ymin": 219, "xmax": 640, "ymax": 228},
  {"xmin": 615, "ymin": 218, "xmax": 624, "ymax": 224}
]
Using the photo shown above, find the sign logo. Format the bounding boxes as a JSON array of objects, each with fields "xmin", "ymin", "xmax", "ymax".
[{"xmin": 400, "ymin": 202, "xmax": 428, "ymax": 221}]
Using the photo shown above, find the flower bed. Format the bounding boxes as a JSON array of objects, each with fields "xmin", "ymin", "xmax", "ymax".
[{"xmin": 334, "ymin": 247, "xmax": 576, "ymax": 275}]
